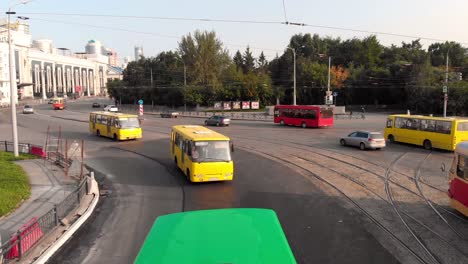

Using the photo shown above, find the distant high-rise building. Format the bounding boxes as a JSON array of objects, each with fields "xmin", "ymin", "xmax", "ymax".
[
  {"xmin": 105, "ymin": 48, "xmax": 118, "ymax": 66},
  {"xmin": 134, "ymin": 46, "xmax": 143, "ymax": 61},
  {"xmin": 123, "ymin": 56, "xmax": 132, "ymax": 68}
]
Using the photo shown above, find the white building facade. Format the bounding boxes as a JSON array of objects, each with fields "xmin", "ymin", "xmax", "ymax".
[{"xmin": 0, "ymin": 20, "xmax": 110, "ymax": 105}]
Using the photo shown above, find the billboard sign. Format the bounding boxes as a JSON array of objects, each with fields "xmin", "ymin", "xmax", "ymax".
[
  {"xmin": 223, "ymin": 102, "xmax": 231, "ymax": 110},
  {"xmin": 232, "ymin": 101, "xmax": 241, "ymax": 110},
  {"xmin": 214, "ymin": 102, "xmax": 222, "ymax": 109},
  {"xmin": 251, "ymin": 101, "xmax": 260, "ymax": 109},
  {"xmin": 242, "ymin": 101, "xmax": 250, "ymax": 109}
]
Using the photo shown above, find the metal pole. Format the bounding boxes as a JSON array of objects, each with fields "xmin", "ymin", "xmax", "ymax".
[
  {"xmin": 293, "ymin": 49, "xmax": 296, "ymax": 105},
  {"xmin": 150, "ymin": 68, "xmax": 153, "ymax": 87},
  {"xmin": 184, "ymin": 64, "xmax": 187, "ymax": 112},
  {"xmin": 7, "ymin": 9, "xmax": 19, "ymax": 157},
  {"xmin": 327, "ymin": 56, "xmax": 331, "ymax": 92},
  {"xmin": 443, "ymin": 50, "xmax": 449, "ymax": 118}
]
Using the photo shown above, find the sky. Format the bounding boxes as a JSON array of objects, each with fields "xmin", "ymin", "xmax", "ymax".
[{"xmin": 4, "ymin": 0, "xmax": 468, "ymax": 64}]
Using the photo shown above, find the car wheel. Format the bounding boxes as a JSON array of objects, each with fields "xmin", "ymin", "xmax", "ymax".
[
  {"xmin": 388, "ymin": 135, "xmax": 394, "ymax": 143},
  {"xmin": 96, "ymin": 130, "xmax": 100, "ymax": 137},
  {"xmin": 204, "ymin": 121, "xmax": 208, "ymax": 125},
  {"xmin": 280, "ymin": 120, "xmax": 284, "ymax": 125},
  {"xmin": 301, "ymin": 122, "xmax": 307, "ymax": 128},
  {"xmin": 423, "ymin": 140, "xmax": 432, "ymax": 150},
  {"xmin": 216, "ymin": 122, "xmax": 220, "ymax": 127},
  {"xmin": 340, "ymin": 139, "xmax": 346, "ymax": 146},
  {"xmin": 360, "ymin": 143, "xmax": 366, "ymax": 150}
]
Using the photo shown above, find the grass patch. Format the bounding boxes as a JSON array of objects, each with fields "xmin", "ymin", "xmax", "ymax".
[{"xmin": 0, "ymin": 152, "xmax": 36, "ymax": 217}]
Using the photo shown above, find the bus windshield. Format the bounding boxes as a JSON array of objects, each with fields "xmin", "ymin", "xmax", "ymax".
[
  {"xmin": 191, "ymin": 141, "xmax": 231, "ymax": 162},
  {"xmin": 117, "ymin": 117, "xmax": 140, "ymax": 128}
]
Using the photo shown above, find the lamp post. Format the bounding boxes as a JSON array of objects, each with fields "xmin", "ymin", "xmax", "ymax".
[
  {"xmin": 178, "ymin": 57, "xmax": 187, "ymax": 112},
  {"xmin": 286, "ymin": 47, "xmax": 296, "ymax": 105},
  {"xmin": 6, "ymin": 1, "xmax": 31, "ymax": 157},
  {"xmin": 443, "ymin": 48, "xmax": 450, "ymax": 118},
  {"xmin": 319, "ymin": 54, "xmax": 332, "ymax": 104}
]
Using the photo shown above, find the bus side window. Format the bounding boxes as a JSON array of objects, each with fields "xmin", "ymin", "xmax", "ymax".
[
  {"xmin": 386, "ymin": 119, "xmax": 393, "ymax": 128},
  {"xmin": 187, "ymin": 141, "xmax": 192, "ymax": 156}
]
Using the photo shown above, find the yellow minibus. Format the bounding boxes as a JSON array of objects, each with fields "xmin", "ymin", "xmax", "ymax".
[
  {"xmin": 171, "ymin": 125, "xmax": 234, "ymax": 182},
  {"xmin": 384, "ymin": 114, "xmax": 468, "ymax": 150},
  {"xmin": 89, "ymin": 111, "xmax": 142, "ymax": 141}
]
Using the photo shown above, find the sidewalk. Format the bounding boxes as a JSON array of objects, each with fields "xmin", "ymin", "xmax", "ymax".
[
  {"xmin": 0, "ymin": 159, "xmax": 78, "ymax": 243},
  {"xmin": 0, "ymin": 159, "xmax": 99, "ymax": 263}
]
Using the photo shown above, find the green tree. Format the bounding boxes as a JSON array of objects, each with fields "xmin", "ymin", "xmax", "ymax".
[{"xmin": 242, "ymin": 46, "xmax": 255, "ymax": 73}]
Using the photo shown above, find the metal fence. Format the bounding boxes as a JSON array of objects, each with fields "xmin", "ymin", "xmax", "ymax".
[
  {"xmin": 0, "ymin": 177, "xmax": 89, "ymax": 263},
  {"xmin": 0, "ymin": 142, "xmax": 90, "ymax": 263}
]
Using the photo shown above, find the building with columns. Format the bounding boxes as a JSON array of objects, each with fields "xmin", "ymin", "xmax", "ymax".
[{"xmin": 0, "ymin": 19, "xmax": 113, "ymax": 105}]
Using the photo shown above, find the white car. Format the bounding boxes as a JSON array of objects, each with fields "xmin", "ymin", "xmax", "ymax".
[
  {"xmin": 103, "ymin": 105, "xmax": 118, "ymax": 112},
  {"xmin": 23, "ymin": 105, "xmax": 34, "ymax": 114}
]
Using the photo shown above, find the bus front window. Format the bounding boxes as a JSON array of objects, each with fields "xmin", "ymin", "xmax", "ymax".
[
  {"xmin": 191, "ymin": 141, "xmax": 231, "ymax": 162},
  {"xmin": 118, "ymin": 118, "xmax": 140, "ymax": 128}
]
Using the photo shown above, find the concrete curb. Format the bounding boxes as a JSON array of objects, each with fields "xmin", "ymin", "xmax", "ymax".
[{"xmin": 32, "ymin": 177, "xmax": 100, "ymax": 264}]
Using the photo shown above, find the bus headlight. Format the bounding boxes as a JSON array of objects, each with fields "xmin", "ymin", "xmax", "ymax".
[{"xmin": 225, "ymin": 172, "xmax": 233, "ymax": 177}]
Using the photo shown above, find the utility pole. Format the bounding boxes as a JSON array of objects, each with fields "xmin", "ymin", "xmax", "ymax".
[
  {"xmin": 443, "ymin": 50, "xmax": 449, "ymax": 118},
  {"xmin": 183, "ymin": 64, "xmax": 187, "ymax": 112},
  {"xmin": 7, "ymin": 9, "xmax": 19, "ymax": 157},
  {"xmin": 286, "ymin": 47, "xmax": 297, "ymax": 105},
  {"xmin": 327, "ymin": 56, "xmax": 331, "ymax": 92},
  {"xmin": 150, "ymin": 68, "xmax": 153, "ymax": 87}
]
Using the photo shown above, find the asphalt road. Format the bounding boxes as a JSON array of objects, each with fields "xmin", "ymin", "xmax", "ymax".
[{"xmin": 4, "ymin": 99, "xmax": 450, "ymax": 263}]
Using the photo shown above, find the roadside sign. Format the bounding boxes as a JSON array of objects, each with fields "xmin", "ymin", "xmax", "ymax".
[
  {"xmin": 139, "ymin": 105, "xmax": 144, "ymax": 115},
  {"xmin": 443, "ymin": 86, "xmax": 447, "ymax": 93},
  {"xmin": 138, "ymin": 99, "xmax": 144, "ymax": 105}
]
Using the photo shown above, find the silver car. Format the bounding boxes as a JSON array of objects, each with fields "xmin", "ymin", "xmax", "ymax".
[
  {"xmin": 22, "ymin": 105, "xmax": 34, "ymax": 114},
  {"xmin": 340, "ymin": 131, "xmax": 386, "ymax": 150},
  {"xmin": 205, "ymin": 115, "xmax": 230, "ymax": 126}
]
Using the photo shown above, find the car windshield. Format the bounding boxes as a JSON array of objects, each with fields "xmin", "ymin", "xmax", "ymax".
[
  {"xmin": 190, "ymin": 141, "xmax": 231, "ymax": 162},
  {"xmin": 117, "ymin": 117, "xmax": 140, "ymax": 128},
  {"xmin": 24, "ymin": 105, "xmax": 31, "ymax": 108}
]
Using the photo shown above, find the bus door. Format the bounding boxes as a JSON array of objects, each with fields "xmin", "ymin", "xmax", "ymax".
[
  {"xmin": 181, "ymin": 140, "xmax": 186, "ymax": 165},
  {"xmin": 107, "ymin": 117, "xmax": 112, "ymax": 136},
  {"xmin": 171, "ymin": 131, "xmax": 175, "ymax": 155}
]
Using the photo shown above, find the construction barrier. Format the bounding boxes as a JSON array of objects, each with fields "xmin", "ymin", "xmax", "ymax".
[
  {"xmin": 31, "ymin": 146, "xmax": 46, "ymax": 158},
  {"xmin": 6, "ymin": 217, "xmax": 44, "ymax": 259}
]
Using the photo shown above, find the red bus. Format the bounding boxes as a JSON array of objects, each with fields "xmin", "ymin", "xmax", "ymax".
[{"xmin": 274, "ymin": 105, "xmax": 334, "ymax": 128}]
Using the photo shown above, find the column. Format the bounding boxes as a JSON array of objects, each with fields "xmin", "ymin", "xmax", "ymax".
[
  {"xmin": 41, "ymin": 62, "xmax": 46, "ymax": 99},
  {"xmin": 62, "ymin": 66, "xmax": 67, "ymax": 98},
  {"xmin": 52, "ymin": 64, "xmax": 57, "ymax": 97},
  {"xmin": 71, "ymin": 68, "xmax": 75, "ymax": 93},
  {"xmin": 86, "ymin": 69, "xmax": 91, "ymax": 97}
]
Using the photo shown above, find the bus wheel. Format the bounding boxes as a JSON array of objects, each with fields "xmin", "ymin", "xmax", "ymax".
[
  {"xmin": 174, "ymin": 157, "xmax": 178, "ymax": 165},
  {"xmin": 96, "ymin": 130, "xmax": 100, "ymax": 137},
  {"xmin": 113, "ymin": 134, "xmax": 118, "ymax": 141},
  {"xmin": 360, "ymin": 143, "xmax": 366, "ymax": 151},
  {"xmin": 280, "ymin": 120, "xmax": 284, "ymax": 125},
  {"xmin": 388, "ymin": 135, "xmax": 394, "ymax": 143},
  {"xmin": 186, "ymin": 169, "xmax": 191, "ymax": 181},
  {"xmin": 423, "ymin": 140, "xmax": 432, "ymax": 150},
  {"xmin": 301, "ymin": 122, "xmax": 307, "ymax": 128}
]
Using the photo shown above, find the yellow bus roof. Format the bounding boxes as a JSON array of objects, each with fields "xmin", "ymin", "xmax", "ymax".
[
  {"xmin": 90, "ymin": 111, "xmax": 138, "ymax": 119},
  {"xmin": 389, "ymin": 114, "xmax": 468, "ymax": 122},
  {"xmin": 172, "ymin": 125, "xmax": 230, "ymax": 141}
]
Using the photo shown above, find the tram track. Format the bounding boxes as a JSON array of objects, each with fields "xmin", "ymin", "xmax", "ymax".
[{"xmin": 232, "ymin": 135, "xmax": 468, "ymax": 261}]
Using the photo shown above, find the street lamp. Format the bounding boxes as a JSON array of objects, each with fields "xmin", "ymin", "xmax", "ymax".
[
  {"xmin": 285, "ymin": 47, "xmax": 297, "ymax": 105},
  {"xmin": 443, "ymin": 47, "xmax": 451, "ymax": 118},
  {"xmin": 6, "ymin": 0, "xmax": 31, "ymax": 157},
  {"xmin": 319, "ymin": 54, "xmax": 332, "ymax": 104},
  {"xmin": 177, "ymin": 57, "xmax": 187, "ymax": 112}
]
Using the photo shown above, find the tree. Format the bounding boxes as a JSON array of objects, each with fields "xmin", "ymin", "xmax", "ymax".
[
  {"xmin": 233, "ymin": 50, "xmax": 243, "ymax": 70},
  {"xmin": 178, "ymin": 30, "xmax": 230, "ymax": 90},
  {"xmin": 330, "ymin": 65, "xmax": 350, "ymax": 88},
  {"xmin": 242, "ymin": 46, "xmax": 255, "ymax": 73}
]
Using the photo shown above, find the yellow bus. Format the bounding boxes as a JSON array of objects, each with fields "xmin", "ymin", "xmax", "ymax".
[
  {"xmin": 384, "ymin": 114, "xmax": 468, "ymax": 151},
  {"xmin": 171, "ymin": 125, "xmax": 234, "ymax": 182},
  {"xmin": 89, "ymin": 111, "xmax": 142, "ymax": 141}
]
